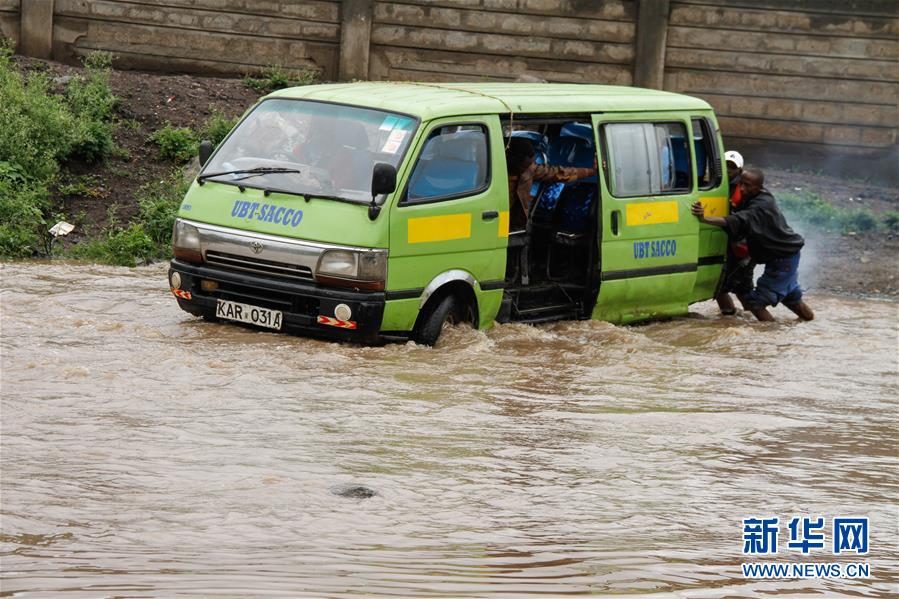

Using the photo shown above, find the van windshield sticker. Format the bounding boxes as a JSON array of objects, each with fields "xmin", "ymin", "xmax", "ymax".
[
  {"xmin": 382, "ymin": 129, "xmax": 408, "ymax": 154},
  {"xmin": 231, "ymin": 199, "xmax": 303, "ymax": 227},
  {"xmin": 633, "ymin": 239, "xmax": 677, "ymax": 259},
  {"xmin": 380, "ymin": 115, "xmax": 400, "ymax": 131}
]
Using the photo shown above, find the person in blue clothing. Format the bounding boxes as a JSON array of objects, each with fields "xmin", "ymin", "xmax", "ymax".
[{"xmin": 691, "ymin": 167, "xmax": 815, "ymax": 322}]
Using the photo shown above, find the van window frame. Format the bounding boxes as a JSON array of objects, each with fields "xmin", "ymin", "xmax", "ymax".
[
  {"xmin": 692, "ymin": 116, "xmax": 722, "ymax": 191},
  {"xmin": 600, "ymin": 119, "xmax": 693, "ymax": 199},
  {"xmin": 398, "ymin": 122, "xmax": 492, "ymax": 207}
]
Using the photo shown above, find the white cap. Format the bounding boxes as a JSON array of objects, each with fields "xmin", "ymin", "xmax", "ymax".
[{"xmin": 724, "ymin": 150, "xmax": 744, "ymax": 168}]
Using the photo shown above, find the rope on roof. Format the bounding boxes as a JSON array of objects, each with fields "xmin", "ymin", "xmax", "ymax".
[{"xmin": 394, "ymin": 82, "xmax": 516, "ymax": 149}]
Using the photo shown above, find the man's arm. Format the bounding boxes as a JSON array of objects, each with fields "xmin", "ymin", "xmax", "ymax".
[
  {"xmin": 532, "ymin": 163, "xmax": 597, "ymax": 184},
  {"xmin": 691, "ymin": 201, "xmax": 727, "ymax": 227}
]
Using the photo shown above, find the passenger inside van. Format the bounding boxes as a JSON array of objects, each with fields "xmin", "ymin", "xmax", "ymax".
[{"xmin": 505, "ymin": 137, "xmax": 597, "ymax": 231}]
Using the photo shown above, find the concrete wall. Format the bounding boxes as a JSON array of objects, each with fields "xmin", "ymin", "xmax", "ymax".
[
  {"xmin": 664, "ymin": 0, "xmax": 898, "ymax": 182},
  {"xmin": 5, "ymin": 0, "xmax": 897, "ymax": 183},
  {"xmin": 46, "ymin": 1, "xmax": 342, "ymax": 75},
  {"xmin": 368, "ymin": 0, "xmax": 637, "ymax": 84},
  {"xmin": 0, "ymin": 0, "xmax": 19, "ymax": 47}
]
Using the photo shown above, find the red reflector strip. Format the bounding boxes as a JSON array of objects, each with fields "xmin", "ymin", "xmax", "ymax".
[
  {"xmin": 171, "ymin": 288, "xmax": 192, "ymax": 300},
  {"xmin": 317, "ymin": 315, "xmax": 357, "ymax": 329}
]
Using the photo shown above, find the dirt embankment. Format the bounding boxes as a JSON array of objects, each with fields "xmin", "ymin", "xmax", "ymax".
[
  {"xmin": 17, "ymin": 57, "xmax": 899, "ymax": 297},
  {"xmin": 764, "ymin": 171, "xmax": 898, "ymax": 297}
]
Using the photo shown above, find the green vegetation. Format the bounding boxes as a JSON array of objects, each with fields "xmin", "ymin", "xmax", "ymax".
[
  {"xmin": 0, "ymin": 43, "xmax": 118, "ymax": 258},
  {"xmin": 778, "ymin": 190, "xmax": 889, "ymax": 234},
  {"xmin": 243, "ymin": 65, "xmax": 318, "ymax": 93},
  {"xmin": 66, "ymin": 51, "xmax": 118, "ymax": 162},
  {"xmin": 70, "ymin": 171, "xmax": 189, "ymax": 266},
  {"xmin": 199, "ymin": 108, "xmax": 239, "ymax": 146},
  {"xmin": 150, "ymin": 110, "xmax": 239, "ymax": 163},
  {"xmin": 149, "ymin": 123, "xmax": 198, "ymax": 163}
]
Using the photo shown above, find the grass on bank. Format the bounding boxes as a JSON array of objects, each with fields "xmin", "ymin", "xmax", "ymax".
[
  {"xmin": 778, "ymin": 190, "xmax": 897, "ymax": 234},
  {"xmin": 243, "ymin": 65, "xmax": 319, "ymax": 93},
  {"xmin": 149, "ymin": 109, "xmax": 238, "ymax": 163},
  {"xmin": 0, "ymin": 42, "xmax": 237, "ymax": 265},
  {"xmin": 0, "ymin": 43, "xmax": 119, "ymax": 258},
  {"xmin": 69, "ymin": 172, "xmax": 189, "ymax": 266}
]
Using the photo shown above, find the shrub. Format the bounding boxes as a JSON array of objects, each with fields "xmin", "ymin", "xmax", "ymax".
[
  {"xmin": 150, "ymin": 123, "xmax": 198, "ymax": 163},
  {"xmin": 0, "ymin": 53, "xmax": 76, "ymax": 183},
  {"xmin": 778, "ymin": 191, "xmax": 842, "ymax": 233},
  {"xmin": 883, "ymin": 211, "xmax": 899, "ymax": 232},
  {"xmin": 842, "ymin": 209, "xmax": 878, "ymax": 233},
  {"xmin": 65, "ymin": 51, "xmax": 118, "ymax": 163},
  {"xmin": 71, "ymin": 223, "xmax": 156, "ymax": 266},
  {"xmin": 200, "ymin": 108, "xmax": 238, "ymax": 147},
  {"xmin": 244, "ymin": 65, "xmax": 318, "ymax": 93},
  {"xmin": 0, "ymin": 173, "xmax": 50, "ymax": 258},
  {"xmin": 137, "ymin": 171, "xmax": 190, "ymax": 246}
]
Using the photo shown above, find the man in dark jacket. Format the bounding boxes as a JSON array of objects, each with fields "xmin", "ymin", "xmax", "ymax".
[{"xmin": 691, "ymin": 168, "xmax": 814, "ymax": 322}]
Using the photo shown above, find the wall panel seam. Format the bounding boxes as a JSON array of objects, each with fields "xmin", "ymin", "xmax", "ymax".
[
  {"xmin": 60, "ymin": 0, "xmax": 341, "ymax": 26},
  {"xmin": 53, "ymin": 15, "xmax": 340, "ymax": 45}
]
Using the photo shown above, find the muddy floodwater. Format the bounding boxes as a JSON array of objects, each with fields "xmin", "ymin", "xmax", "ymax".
[{"xmin": 1, "ymin": 262, "xmax": 896, "ymax": 597}]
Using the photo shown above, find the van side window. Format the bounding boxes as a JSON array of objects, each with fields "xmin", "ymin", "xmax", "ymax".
[
  {"xmin": 692, "ymin": 117, "xmax": 722, "ymax": 190},
  {"xmin": 405, "ymin": 125, "xmax": 489, "ymax": 203},
  {"xmin": 603, "ymin": 122, "xmax": 691, "ymax": 197}
]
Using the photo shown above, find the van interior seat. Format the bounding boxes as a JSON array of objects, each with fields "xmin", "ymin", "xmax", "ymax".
[
  {"xmin": 534, "ymin": 124, "xmax": 597, "ymax": 225},
  {"xmin": 669, "ymin": 135, "xmax": 690, "ymax": 189},
  {"xmin": 693, "ymin": 136, "xmax": 707, "ymax": 184},
  {"xmin": 324, "ymin": 120, "xmax": 371, "ymax": 190},
  {"xmin": 408, "ymin": 131, "xmax": 487, "ymax": 199}
]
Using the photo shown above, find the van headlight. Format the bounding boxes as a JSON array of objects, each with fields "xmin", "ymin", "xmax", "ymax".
[
  {"xmin": 172, "ymin": 219, "xmax": 203, "ymax": 263},
  {"xmin": 316, "ymin": 248, "xmax": 387, "ymax": 290}
]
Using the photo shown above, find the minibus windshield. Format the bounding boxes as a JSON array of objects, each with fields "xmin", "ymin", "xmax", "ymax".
[{"xmin": 200, "ymin": 99, "xmax": 417, "ymax": 203}]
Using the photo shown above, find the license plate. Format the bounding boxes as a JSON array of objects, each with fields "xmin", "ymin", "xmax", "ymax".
[{"xmin": 215, "ymin": 299, "xmax": 282, "ymax": 330}]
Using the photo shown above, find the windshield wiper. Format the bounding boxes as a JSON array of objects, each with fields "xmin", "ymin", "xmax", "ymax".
[
  {"xmin": 258, "ymin": 186, "xmax": 347, "ymax": 203},
  {"xmin": 197, "ymin": 167, "xmax": 302, "ymax": 184}
]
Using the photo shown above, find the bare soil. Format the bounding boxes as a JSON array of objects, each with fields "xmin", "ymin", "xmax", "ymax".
[
  {"xmin": 15, "ymin": 56, "xmax": 899, "ymax": 297},
  {"xmin": 765, "ymin": 171, "xmax": 899, "ymax": 297}
]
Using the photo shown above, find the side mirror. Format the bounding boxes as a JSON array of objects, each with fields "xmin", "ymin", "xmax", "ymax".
[
  {"xmin": 371, "ymin": 162, "xmax": 397, "ymax": 196},
  {"xmin": 368, "ymin": 163, "xmax": 397, "ymax": 221},
  {"xmin": 198, "ymin": 140, "xmax": 214, "ymax": 166}
]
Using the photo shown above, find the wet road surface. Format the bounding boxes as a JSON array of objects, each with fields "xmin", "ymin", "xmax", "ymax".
[{"xmin": 1, "ymin": 262, "xmax": 897, "ymax": 597}]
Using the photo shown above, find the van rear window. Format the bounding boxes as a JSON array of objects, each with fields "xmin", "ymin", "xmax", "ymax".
[{"xmin": 603, "ymin": 122, "xmax": 691, "ymax": 197}]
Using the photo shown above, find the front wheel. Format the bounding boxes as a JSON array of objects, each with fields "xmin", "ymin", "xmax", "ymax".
[{"xmin": 412, "ymin": 294, "xmax": 464, "ymax": 346}]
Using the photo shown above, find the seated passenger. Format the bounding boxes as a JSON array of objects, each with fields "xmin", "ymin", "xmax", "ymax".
[{"xmin": 506, "ymin": 138, "xmax": 597, "ymax": 231}]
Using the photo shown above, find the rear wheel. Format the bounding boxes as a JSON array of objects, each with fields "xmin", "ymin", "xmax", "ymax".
[{"xmin": 412, "ymin": 294, "xmax": 465, "ymax": 346}]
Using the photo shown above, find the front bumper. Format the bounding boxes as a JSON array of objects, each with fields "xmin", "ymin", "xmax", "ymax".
[{"xmin": 169, "ymin": 259, "xmax": 387, "ymax": 343}]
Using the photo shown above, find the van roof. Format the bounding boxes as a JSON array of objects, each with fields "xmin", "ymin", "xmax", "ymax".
[{"xmin": 267, "ymin": 82, "xmax": 711, "ymax": 120}]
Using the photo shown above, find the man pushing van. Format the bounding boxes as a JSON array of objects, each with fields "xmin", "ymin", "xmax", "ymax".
[{"xmin": 691, "ymin": 168, "xmax": 815, "ymax": 322}]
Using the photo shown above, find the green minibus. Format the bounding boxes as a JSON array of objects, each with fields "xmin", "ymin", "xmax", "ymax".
[{"xmin": 168, "ymin": 83, "xmax": 729, "ymax": 344}]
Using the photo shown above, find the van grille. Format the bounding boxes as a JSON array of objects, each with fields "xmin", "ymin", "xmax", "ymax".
[{"xmin": 205, "ymin": 251, "xmax": 314, "ymax": 282}]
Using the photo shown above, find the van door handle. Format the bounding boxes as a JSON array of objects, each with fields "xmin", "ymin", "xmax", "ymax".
[
  {"xmin": 482, "ymin": 210, "xmax": 498, "ymax": 221},
  {"xmin": 611, "ymin": 210, "xmax": 621, "ymax": 235}
]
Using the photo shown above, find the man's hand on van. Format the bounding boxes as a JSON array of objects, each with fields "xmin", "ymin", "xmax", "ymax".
[{"xmin": 692, "ymin": 201, "xmax": 727, "ymax": 228}]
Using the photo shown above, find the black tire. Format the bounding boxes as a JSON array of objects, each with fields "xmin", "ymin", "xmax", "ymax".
[{"xmin": 412, "ymin": 294, "xmax": 464, "ymax": 346}]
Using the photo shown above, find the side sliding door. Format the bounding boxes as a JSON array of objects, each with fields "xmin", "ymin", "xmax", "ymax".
[{"xmin": 591, "ymin": 113, "xmax": 700, "ymax": 323}]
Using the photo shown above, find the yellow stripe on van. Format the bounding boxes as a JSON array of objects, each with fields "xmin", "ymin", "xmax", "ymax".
[
  {"xmin": 699, "ymin": 196, "xmax": 729, "ymax": 217},
  {"xmin": 625, "ymin": 201, "xmax": 679, "ymax": 226},
  {"xmin": 407, "ymin": 213, "xmax": 472, "ymax": 244},
  {"xmin": 498, "ymin": 211, "xmax": 509, "ymax": 238}
]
